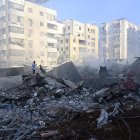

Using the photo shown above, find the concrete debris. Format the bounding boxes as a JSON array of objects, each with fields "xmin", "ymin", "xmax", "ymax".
[
  {"xmin": 98, "ymin": 66, "xmax": 108, "ymax": 78},
  {"xmin": 47, "ymin": 61, "xmax": 82, "ymax": 83},
  {"xmin": 0, "ymin": 76, "xmax": 22, "ymax": 89},
  {"xmin": 41, "ymin": 130, "xmax": 58, "ymax": 139},
  {"xmin": 22, "ymin": 73, "xmax": 46, "ymax": 87},
  {"xmin": 97, "ymin": 109, "xmax": 109, "ymax": 128},
  {"xmin": 0, "ymin": 63, "xmax": 140, "ymax": 140},
  {"xmin": 124, "ymin": 57, "xmax": 140, "ymax": 77}
]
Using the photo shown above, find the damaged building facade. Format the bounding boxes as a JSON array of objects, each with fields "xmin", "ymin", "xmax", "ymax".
[
  {"xmin": 0, "ymin": 0, "xmax": 25, "ymax": 67},
  {"xmin": 58, "ymin": 20, "xmax": 99, "ymax": 64},
  {"xmin": 0, "ymin": 0, "xmax": 99, "ymax": 68},
  {"xmin": 100, "ymin": 19, "xmax": 140, "ymax": 64},
  {"xmin": 24, "ymin": 1, "xmax": 58, "ymax": 67},
  {"xmin": 0, "ymin": 0, "xmax": 58, "ymax": 67}
]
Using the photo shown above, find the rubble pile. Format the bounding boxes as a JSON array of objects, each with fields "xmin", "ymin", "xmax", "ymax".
[
  {"xmin": 124, "ymin": 58, "xmax": 140, "ymax": 77},
  {"xmin": 0, "ymin": 62, "xmax": 140, "ymax": 140}
]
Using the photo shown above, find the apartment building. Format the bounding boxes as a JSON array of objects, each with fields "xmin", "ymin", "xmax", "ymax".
[
  {"xmin": 100, "ymin": 19, "xmax": 140, "ymax": 63},
  {"xmin": 24, "ymin": 1, "xmax": 58, "ymax": 67},
  {"xmin": 58, "ymin": 20, "xmax": 99, "ymax": 64},
  {"xmin": 0, "ymin": 0, "xmax": 25, "ymax": 67},
  {"xmin": 57, "ymin": 21, "xmax": 65, "ymax": 64},
  {"xmin": 0, "ymin": 0, "xmax": 58, "ymax": 67}
]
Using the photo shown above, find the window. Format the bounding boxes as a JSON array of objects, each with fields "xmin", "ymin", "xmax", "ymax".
[
  {"xmin": 28, "ymin": 8, "xmax": 33, "ymax": 13},
  {"xmin": 40, "ymin": 11, "xmax": 44, "ymax": 16},
  {"xmin": 9, "ymin": 15, "xmax": 24, "ymax": 25},
  {"xmin": 28, "ymin": 30, "xmax": 33, "ymax": 37},
  {"xmin": 68, "ymin": 26, "xmax": 70, "ymax": 30},
  {"xmin": 0, "ymin": 50, "xmax": 6, "ymax": 56},
  {"xmin": 79, "ymin": 39, "xmax": 86, "ymax": 45},
  {"xmin": 0, "ymin": 28, "xmax": 5, "ymax": 35},
  {"xmin": 40, "ymin": 22, "xmax": 44, "ymax": 26},
  {"xmin": 47, "ymin": 33, "xmax": 55, "ymax": 38},
  {"xmin": 79, "ymin": 27, "xmax": 81, "ymax": 30},
  {"xmin": 48, "ymin": 43, "xmax": 55, "ymax": 48},
  {"xmin": 9, "ymin": 26, "xmax": 24, "ymax": 34},
  {"xmin": 10, "ymin": 50, "xmax": 24, "ymax": 56},
  {"xmin": 73, "ymin": 38, "xmax": 76, "ymax": 43},
  {"xmin": 61, "ymin": 40, "xmax": 63, "ymax": 43},
  {"xmin": 10, "ymin": 37, "xmax": 24, "ymax": 47},
  {"xmin": 28, "ymin": 18, "xmax": 33, "ymax": 26},
  {"xmin": 47, "ymin": 23, "xmax": 57, "ymax": 29},
  {"xmin": 0, "ymin": 17, "xmax": 5, "ymax": 26},
  {"xmin": 48, "ymin": 52, "xmax": 57, "ymax": 58},
  {"xmin": 91, "ymin": 37, "xmax": 95, "ymax": 41},
  {"xmin": 8, "ymin": 2, "xmax": 24, "ymax": 11},
  {"xmin": 0, "ymin": 6, "xmax": 5, "ymax": 12},
  {"xmin": 66, "ymin": 39, "xmax": 68, "ymax": 43},
  {"xmin": 91, "ymin": 42, "xmax": 95, "ymax": 47},
  {"xmin": 47, "ymin": 13, "xmax": 56, "ymax": 21},
  {"xmin": 91, "ymin": 29, "xmax": 95, "ymax": 34},
  {"xmin": 0, "ymin": 39, "xmax": 5, "ymax": 48},
  {"xmin": 29, "ymin": 40, "xmax": 33, "ymax": 48},
  {"xmin": 92, "ymin": 49, "xmax": 95, "ymax": 53}
]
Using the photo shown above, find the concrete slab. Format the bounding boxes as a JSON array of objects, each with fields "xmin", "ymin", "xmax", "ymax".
[{"xmin": 47, "ymin": 62, "xmax": 82, "ymax": 83}]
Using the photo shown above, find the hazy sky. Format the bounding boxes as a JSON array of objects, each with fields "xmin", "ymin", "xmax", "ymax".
[{"xmin": 45, "ymin": 0, "xmax": 140, "ymax": 25}]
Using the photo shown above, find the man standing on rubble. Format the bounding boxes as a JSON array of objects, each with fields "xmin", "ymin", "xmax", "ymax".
[{"xmin": 32, "ymin": 61, "xmax": 37, "ymax": 74}]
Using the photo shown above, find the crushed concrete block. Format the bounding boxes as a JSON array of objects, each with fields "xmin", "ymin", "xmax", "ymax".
[
  {"xmin": 63, "ymin": 79, "xmax": 78, "ymax": 89},
  {"xmin": 22, "ymin": 74, "xmax": 46, "ymax": 87},
  {"xmin": 47, "ymin": 62, "xmax": 82, "ymax": 83},
  {"xmin": 97, "ymin": 109, "xmax": 109, "ymax": 128}
]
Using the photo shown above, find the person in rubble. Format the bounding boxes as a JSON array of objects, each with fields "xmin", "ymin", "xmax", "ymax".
[{"xmin": 32, "ymin": 61, "xmax": 37, "ymax": 74}]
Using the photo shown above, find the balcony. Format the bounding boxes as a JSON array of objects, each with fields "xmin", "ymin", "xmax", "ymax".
[
  {"xmin": 9, "ymin": 33, "xmax": 25, "ymax": 39},
  {"xmin": 48, "ymin": 47, "xmax": 57, "ymax": 52},
  {"xmin": 0, "ymin": 12, "xmax": 5, "ymax": 18},
  {"xmin": 79, "ymin": 39, "xmax": 86, "ymax": 46},
  {"xmin": 0, "ymin": 23, "xmax": 6, "ymax": 28},
  {"xmin": 47, "ymin": 20, "xmax": 57, "ymax": 25},
  {"xmin": 47, "ymin": 29, "xmax": 57, "ymax": 34},
  {"xmin": 9, "ymin": 44, "xmax": 25, "ymax": 50},
  {"xmin": 47, "ymin": 38, "xmax": 57, "ymax": 44},
  {"xmin": 47, "ymin": 22, "xmax": 57, "ymax": 30}
]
